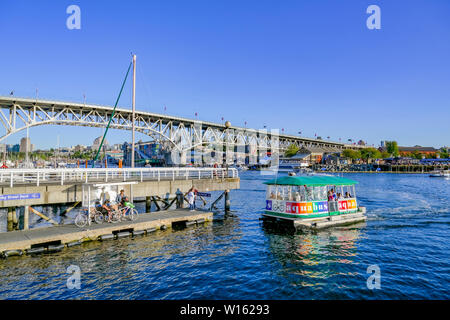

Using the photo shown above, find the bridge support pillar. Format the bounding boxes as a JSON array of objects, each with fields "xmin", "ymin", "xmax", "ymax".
[{"xmin": 225, "ymin": 190, "xmax": 230, "ymax": 213}]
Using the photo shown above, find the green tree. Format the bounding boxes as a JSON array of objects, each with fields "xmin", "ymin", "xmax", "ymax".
[
  {"xmin": 385, "ymin": 141, "xmax": 399, "ymax": 157},
  {"xmin": 342, "ymin": 149, "xmax": 361, "ymax": 160},
  {"xmin": 380, "ymin": 151, "xmax": 391, "ymax": 159},
  {"xmin": 360, "ymin": 147, "xmax": 381, "ymax": 162},
  {"xmin": 439, "ymin": 148, "xmax": 449, "ymax": 159},
  {"xmin": 285, "ymin": 144, "xmax": 299, "ymax": 157},
  {"xmin": 409, "ymin": 150, "xmax": 423, "ymax": 160}
]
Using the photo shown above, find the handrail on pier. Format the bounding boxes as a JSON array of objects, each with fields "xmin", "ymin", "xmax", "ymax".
[{"xmin": 0, "ymin": 167, "xmax": 239, "ymax": 188}]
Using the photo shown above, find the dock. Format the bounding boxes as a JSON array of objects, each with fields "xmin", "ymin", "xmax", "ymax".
[{"xmin": 0, "ymin": 209, "xmax": 213, "ymax": 257}]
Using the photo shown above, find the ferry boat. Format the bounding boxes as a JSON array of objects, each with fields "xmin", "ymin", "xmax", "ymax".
[{"xmin": 263, "ymin": 176, "xmax": 366, "ymax": 230}]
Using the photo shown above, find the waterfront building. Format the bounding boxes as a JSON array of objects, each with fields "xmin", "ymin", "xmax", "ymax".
[
  {"xmin": 19, "ymin": 137, "xmax": 33, "ymax": 153},
  {"xmin": 398, "ymin": 146, "xmax": 438, "ymax": 157},
  {"xmin": 7, "ymin": 144, "xmax": 20, "ymax": 153},
  {"xmin": 92, "ymin": 136, "xmax": 109, "ymax": 152}
]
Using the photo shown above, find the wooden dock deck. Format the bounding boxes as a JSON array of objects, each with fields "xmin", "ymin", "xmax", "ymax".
[{"xmin": 0, "ymin": 209, "xmax": 213, "ymax": 256}]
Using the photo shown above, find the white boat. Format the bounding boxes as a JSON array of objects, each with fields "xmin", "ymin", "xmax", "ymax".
[{"xmin": 429, "ymin": 170, "xmax": 450, "ymax": 178}]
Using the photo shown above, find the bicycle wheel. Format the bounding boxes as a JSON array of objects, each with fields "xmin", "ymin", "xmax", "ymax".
[
  {"xmin": 111, "ymin": 211, "xmax": 121, "ymax": 223},
  {"xmin": 94, "ymin": 211, "xmax": 105, "ymax": 224},
  {"xmin": 74, "ymin": 213, "xmax": 88, "ymax": 228},
  {"xmin": 127, "ymin": 208, "xmax": 138, "ymax": 221}
]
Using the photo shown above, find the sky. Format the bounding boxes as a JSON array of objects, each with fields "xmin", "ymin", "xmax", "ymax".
[{"xmin": 0, "ymin": 0, "xmax": 449, "ymax": 149}]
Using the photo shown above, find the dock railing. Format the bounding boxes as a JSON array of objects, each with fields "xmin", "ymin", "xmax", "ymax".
[{"xmin": 0, "ymin": 167, "xmax": 239, "ymax": 188}]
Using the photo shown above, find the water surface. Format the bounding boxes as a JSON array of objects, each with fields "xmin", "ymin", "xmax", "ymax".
[{"xmin": 0, "ymin": 172, "xmax": 449, "ymax": 299}]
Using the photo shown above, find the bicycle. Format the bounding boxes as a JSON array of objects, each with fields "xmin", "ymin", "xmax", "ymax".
[
  {"xmin": 74, "ymin": 208, "xmax": 105, "ymax": 227},
  {"xmin": 115, "ymin": 202, "xmax": 138, "ymax": 222}
]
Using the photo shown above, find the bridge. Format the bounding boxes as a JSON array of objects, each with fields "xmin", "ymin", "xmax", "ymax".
[{"xmin": 0, "ymin": 96, "xmax": 366, "ymax": 154}]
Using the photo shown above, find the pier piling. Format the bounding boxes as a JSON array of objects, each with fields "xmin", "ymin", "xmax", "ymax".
[
  {"xmin": 225, "ymin": 190, "xmax": 230, "ymax": 213},
  {"xmin": 12, "ymin": 208, "xmax": 18, "ymax": 230},
  {"xmin": 7, "ymin": 208, "xmax": 13, "ymax": 232},
  {"xmin": 146, "ymin": 196, "xmax": 152, "ymax": 213},
  {"xmin": 23, "ymin": 206, "xmax": 29, "ymax": 230}
]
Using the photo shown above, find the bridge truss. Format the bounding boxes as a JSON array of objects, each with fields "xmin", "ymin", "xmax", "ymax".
[{"xmin": 0, "ymin": 97, "xmax": 362, "ymax": 154}]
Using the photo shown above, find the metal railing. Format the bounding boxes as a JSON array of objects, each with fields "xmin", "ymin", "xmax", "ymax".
[{"xmin": 0, "ymin": 167, "xmax": 239, "ymax": 188}]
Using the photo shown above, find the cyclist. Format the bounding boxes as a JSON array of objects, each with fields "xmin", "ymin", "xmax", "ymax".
[
  {"xmin": 116, "ymin": 189, "xmax": 127, "ymax": 209},
  {"xmin": 101, "ymin": 199, "xmax": 114, "ymax": 222}
]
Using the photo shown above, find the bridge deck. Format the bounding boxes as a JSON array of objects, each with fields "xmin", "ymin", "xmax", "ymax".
[{"xmin": 0, "ymin": 208, "xmax": 213, "ymax": 254}]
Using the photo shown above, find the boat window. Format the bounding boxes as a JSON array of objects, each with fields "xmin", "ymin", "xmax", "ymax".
[
  {"xmin": 276, "ymin": 186, "xmax": 284, "ymax": 200},
  {"xmin": 303, "ymin": 185, "xmax": 313, "ymax": 201},
  {"xmin": 286, "ymin": 186, "xmax": 294, "ymax": 201},
  {"xmin": 293, "ymin": 186, "xmax": 302, "ymax": 202},
  {"xmin": 267, "ymin": 185, "xmax": 276, "ymax": 199}
]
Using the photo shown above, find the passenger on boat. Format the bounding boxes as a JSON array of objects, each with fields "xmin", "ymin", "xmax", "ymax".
[
  {"xmin": 345, "ymin": 192, "xmax": 352, "ymax": 198},
  {"xmin": 304, "ymin": 185, "xmax": 312, "ymax": 201},
  {"xmin": 337, "ymin": 192, "xmax": 343, "ymax": 200},
  {"xmin": 327, "ymin": 190, "xmax": 334, "ymax": 201},
  {"xmin": 330, "ymin": 188, "xmax": 337, "ymax": 201}
]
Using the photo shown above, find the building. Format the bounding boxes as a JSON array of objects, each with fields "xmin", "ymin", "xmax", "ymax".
[
  {"xmin": 105, "ymin": 150, "xmax": 123, "ymax": 161},
  {"xmin": 7, "ymin": 144, "xmax": 20, "ymax": 153},
  {"xmin": 73, "ymin": 145, "xmax": 87, "ymax": 152},
  {"xmin": 19, "ymin": 137, "xmax": 33, "ymax": 153},
  {"xmin": 0, "ymin": 143, "xmax": 5, "ymax": 153},
  {"xmin": 122, "ymin": 141, "xmax": 165, "ymax": 167},
  {"xmin": 398, "ymin": 146, "xmax": 438, "ymax": 156},
  {"xmin": 92, "ymin": 136, "xmax": 109, "ymax": 152}
]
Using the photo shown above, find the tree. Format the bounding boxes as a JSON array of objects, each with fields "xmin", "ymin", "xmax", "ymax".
[
  {"xmin": 285, "ymin": 144, "xmax": 299, "ymax": 157},
  {"xmin": 385, "ymin": 141, "xmax": 399, "ymax": 157},
  {"xmin": 380, "ymin": 151, "xmax": 391, "ymax": 159},
  {"xmin": 342, "ymin": 149, "xmax": 361, "ymax": 160},
  {"xmin": 439, "ymin": 148, "xmax": 449, "ymax": 159},
  {"xmin": 410, "ymin": 150, "xmax": 423, "ymax": 160},
  {"xmin": 360, "ymin": 147, "xmax": 381, "ymax": 162}
]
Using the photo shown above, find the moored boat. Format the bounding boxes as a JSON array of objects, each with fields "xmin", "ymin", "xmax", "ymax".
[
  {"xmin": 429, "ymin": 170, "xmax": 450, "ymax": 178},
  {"xmin": 263, "ymin": 176, "xmax": 366, "ymax": 230}
]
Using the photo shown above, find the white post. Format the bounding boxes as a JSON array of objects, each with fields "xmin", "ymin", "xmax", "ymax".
[{"xmin": 131, "ymin": 54, "xmax": 136, "ymax": 168}]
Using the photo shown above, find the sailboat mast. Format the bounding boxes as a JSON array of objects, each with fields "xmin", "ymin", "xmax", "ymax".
[{"xmin": 131, "ymin": 54, "xmax": 136, "ymax": 168}]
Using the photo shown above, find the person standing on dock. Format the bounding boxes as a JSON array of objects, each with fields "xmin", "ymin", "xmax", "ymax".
[{"xmin": 187, "ymin": 189, "xmax": 195, "ymax": 211}]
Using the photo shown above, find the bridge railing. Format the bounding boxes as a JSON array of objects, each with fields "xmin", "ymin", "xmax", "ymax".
[{"xmin": 0, "ymin": 167, "xmax": 239, "ymax": 188}]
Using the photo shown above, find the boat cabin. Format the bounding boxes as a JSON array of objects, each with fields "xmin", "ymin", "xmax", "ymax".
[{"xmin": 263, "ymin": 176, "xmax": 360, "ymax": 220}]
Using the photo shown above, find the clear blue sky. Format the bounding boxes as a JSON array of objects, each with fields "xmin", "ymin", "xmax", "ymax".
[{"xmin": 0, "ymin": 0, "xmax": 449, "ymax": 149}]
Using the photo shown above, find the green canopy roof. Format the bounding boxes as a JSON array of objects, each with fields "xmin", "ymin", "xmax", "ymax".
[{"xmin": 263, "ymin": 175, "xmax": 358, "ymax": 187}]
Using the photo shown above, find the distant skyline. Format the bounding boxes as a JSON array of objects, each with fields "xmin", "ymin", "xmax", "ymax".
[{"xmin": 1, "ymin": 0, "xmax": 449, "ymax": 149}]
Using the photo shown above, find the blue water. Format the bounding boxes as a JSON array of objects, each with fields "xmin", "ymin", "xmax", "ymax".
[{"xmin": 0, "ymin": 172, "xmax": 449, "ymax": 299}]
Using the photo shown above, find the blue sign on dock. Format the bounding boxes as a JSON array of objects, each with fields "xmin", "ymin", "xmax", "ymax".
[
  {"xmin": 196, "ymin": 192, "xmax": 211, "ymax": 197},
  {"xmin": 0, "ymin": 193, "xmax": 41, "ymax": 201}
]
